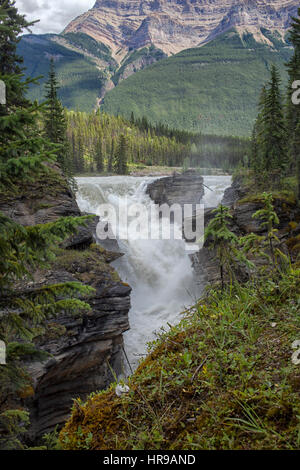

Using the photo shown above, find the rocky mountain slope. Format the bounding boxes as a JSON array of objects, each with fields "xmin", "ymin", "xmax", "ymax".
[{"xmin": 64, "ymin": 0, "xmax": 298, "ymax": 61}]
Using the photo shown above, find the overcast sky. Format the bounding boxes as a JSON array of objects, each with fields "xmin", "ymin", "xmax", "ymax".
[{"xmin": 15, "ymin": 0, "xmax": 95, "ymax": 35}]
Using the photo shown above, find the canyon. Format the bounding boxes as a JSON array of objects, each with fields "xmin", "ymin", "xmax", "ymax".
[
  {"xmin": 0, "ymin": 167, "xmax": 209, "ymax": 440},
  {"xmin": 2, "ymin": 165, "xmax": 299, "ymax": 443}
]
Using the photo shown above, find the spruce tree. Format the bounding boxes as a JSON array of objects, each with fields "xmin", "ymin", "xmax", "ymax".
[
  {"xmin": 0, "ymin": 2, "xmax": 93, "ymax": 448},
  {"xmin": 94, "ymin": 137, "xmax": 104, "ymax": 173},
  {"xmin": 107, "ymin": 137, "xmax": 115, "ymax": 173},
  {"xmin": 44, "ymin": 58, "xmax": 67, "ymax": 165},
  {"xmin": 261, "ymin": 65, "xmax": 287, "ymax": 174},
  {"xmin": 0, "ymin": 1, "xmax": 57, "ymax": 188},
  {"xmin": 250, "ymin": 66, "xmax": 287, "ymax": 185},
  {"xmin": 204, "ymin": 205, "xmax": 239, "ymax": 290},
  {"xmin": 252, "ymin": 192, "xmax": 280, "ymax": 269},
  {"xmin": 43, "ymin": 58, "xmax": 73, "ymax": 181},
  {"xmin": 130, "ymin": 111, "xmax": 135, "ymax": 125},
  {"xmin": 0, "ymin": 0, "xmax": 34, "ymax": 109},
  {"xmin": 250, "ymin": 86, "xmax": 266, "ymax": 177},
  {"xmin": 114, "ymin": 134, "xmax": 128, "ymax": 175}
]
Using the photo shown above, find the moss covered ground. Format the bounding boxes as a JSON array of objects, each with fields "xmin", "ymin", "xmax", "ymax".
[{"xmin": 59, "ymin": 259, "xmax": 300, "ymax": 450}]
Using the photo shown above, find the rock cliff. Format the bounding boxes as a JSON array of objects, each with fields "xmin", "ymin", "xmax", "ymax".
[
  {"xmin": 64, "ymin": 0, "xmax": 299, "ymax": 61},
  {"xmin": 0, "ymin": 166, "xmax": 131, "ymax": 439}
]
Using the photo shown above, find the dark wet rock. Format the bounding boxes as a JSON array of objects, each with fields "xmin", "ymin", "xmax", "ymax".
[
  {"xmin": 25, "ymin": 250, "xmax": 131, "ymax": 437},
  {"xmin": 221, "ymin": 175, "xmax": 247, "ymax": 207},
  {"xmin": 63, "ymin": 214, "xmax": 99, "ymax": 249},
  {"xmin": 0, "ymin": 164, "xmax": 81, "ymax": 225},
  {"xmin": 146, "ymin": 170, "xmax": 204, "ymax": 208}
]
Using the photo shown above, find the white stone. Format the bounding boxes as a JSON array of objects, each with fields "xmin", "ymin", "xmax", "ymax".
[{"xmin": 115, "ymin": 384, "xmax": 130, "ymax": 397}]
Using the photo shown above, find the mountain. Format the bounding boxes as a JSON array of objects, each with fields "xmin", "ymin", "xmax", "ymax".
[
  {"xmin": 18, "ymin": 0, "xmax": 298, "ymax": 134},
  {"xmin": 64, "ymin": 0, "xmax": 298, "ymax": 61},
  {"xmin": 18, "ymin": 33, "xmax": 112, "ymax": 112},
  {"xmin": 101, "ymin": 28, "xmax": 293, "ymax": 136}
]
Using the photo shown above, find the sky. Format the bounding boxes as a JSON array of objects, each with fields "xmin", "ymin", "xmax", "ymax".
[{"xmin": 15, "ymin": 0, "xmax": 95, "ymax": 35}]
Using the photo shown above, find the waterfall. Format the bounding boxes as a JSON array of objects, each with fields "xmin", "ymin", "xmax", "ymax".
[{"xmin": 75, "ymin": 174, "xmax": 231, "ymax": 370}]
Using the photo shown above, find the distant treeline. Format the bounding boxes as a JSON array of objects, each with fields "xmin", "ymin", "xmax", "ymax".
[
  {"xmin": 129, "ymin": 113, "xmax": 250, "ymax": 170},
  {"xmin": 66, "ymin": 111, "xmax": 191, "ymax": 173},
  {"xmin": 66, "ymin": 110, "xmax": 250, "ymax": 174},
  {"xmin": 190, "ymin": 134, "xmax": 251, "ymax": 170}
]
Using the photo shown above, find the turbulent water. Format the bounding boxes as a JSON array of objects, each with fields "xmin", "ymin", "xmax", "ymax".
[{"xmin": 75, "ymin": 174, "xmax": 231, "ymax": 370}]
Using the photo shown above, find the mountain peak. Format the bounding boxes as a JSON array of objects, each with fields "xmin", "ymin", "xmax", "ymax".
[{"xmin": 64, "ymin": 0, "xmax": 299, "ymax": 60}]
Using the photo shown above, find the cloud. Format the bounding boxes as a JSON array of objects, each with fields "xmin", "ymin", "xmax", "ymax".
[{"xmin": 15, "ymin": 0, "xmax": 95, "ymax": 34}]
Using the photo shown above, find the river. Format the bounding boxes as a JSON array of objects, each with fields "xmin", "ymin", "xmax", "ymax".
[{"xmin": 75, "ymin": 174, "xmax": 231, "ymax": 370}]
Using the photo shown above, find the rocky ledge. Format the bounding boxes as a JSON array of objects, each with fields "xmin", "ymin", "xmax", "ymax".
[
  {"xmin": 146, "ymin": 170, "xmax": 204, "ymax": 208},
  {"xmin": 0, "ymin": 165, "xmax": 131, "ymax": 439},
  {"xmin": 25, "ymin": 245, "xmax": 130, "ymax": 438},
  {"xmin": 192, "ymin": 178, "xmax": 300, "ymax": 285}
]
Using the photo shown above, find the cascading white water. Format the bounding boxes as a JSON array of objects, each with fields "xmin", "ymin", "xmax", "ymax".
[{"xmin": 75, "ymin": 174, "xmax": 231, "ymax": 370}]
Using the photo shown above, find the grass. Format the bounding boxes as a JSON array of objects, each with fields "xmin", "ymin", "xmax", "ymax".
[
  {"xmin": 59, "ymin": 259, "xmax": 300, "ymax": 450},
  {"xmin": 102, "ymin": 29, "xmax": 292, "ymax": 136}
]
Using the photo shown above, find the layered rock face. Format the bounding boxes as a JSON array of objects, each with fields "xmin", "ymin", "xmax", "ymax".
[
  {"xmin": 64, "ymin": 0, "xmax": 299, "ymax": 60},
  {"xmin": 0, "ymin": 166, "xmax": 131, "ymax": 438},
  {"xmin": 26, "ymin": 249, "xmax": 131, "ymax": 437}
]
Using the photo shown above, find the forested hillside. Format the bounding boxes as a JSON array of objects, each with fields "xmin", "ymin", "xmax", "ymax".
[
  {"xmin": 17, "ymin": 34, "xmax": 108, "ymax": 112},
  {"xmin": 18, "ymin": 27, "xmax": 293, "ymax": 137},
  {"xmin": 102, "ymin": 29, "xmax": 293, "ymax": 136}
]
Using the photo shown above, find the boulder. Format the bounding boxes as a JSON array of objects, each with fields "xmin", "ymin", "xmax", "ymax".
[{"xmin": 146, "ymin": 170, "xmax": 204, "ymax": 208}]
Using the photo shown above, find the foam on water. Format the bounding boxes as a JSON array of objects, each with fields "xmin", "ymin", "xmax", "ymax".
[{"xmin": 75, "ymin": 174, "xmax": 231, "ymax": 370}]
